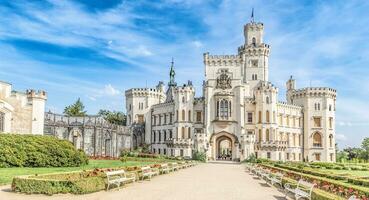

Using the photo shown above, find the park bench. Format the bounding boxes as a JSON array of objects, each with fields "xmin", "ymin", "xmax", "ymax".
[
  {"xmin": 284, "ymin": 179, "xmax": 315, "ymax": 200},
  {"xmin": 160, "ymin": 163, "xmax": 171, "ymax": 174},
  {"xmin": 170, "ymin": 162, "xmax": 179, "ymax": 171},
  {"xmin": 267, "ymin": 172, "xmax": 284, "ymax": 187},
  {"xmin": 259, "ymin": 168, "xmax": 270, "ymax": 180},
  {"xmin": 105, "ymin": 170, "xmax": 135, "ymax": 190},
  {"xmin": 140, "ymin": 166, "xmax": 159, "ymax": 180},
  {"xmin": 348, "ymin": 195, "xmax": 360, "ymax": 200}
]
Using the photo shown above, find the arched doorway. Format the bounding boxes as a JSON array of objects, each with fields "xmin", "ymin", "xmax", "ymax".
[
  {"xmin": 217, "ymin": 136, "xmax": 232, "ymax": 160},
  {"xmin": 210, "ymin": 132, "xmax": 239, "ymax": 161}
]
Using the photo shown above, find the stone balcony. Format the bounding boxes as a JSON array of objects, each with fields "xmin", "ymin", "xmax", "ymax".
[
  {"xmin": 257, "ymin": 141, "xmax": 288, "ymax": 150},
  {"xmin": 165, "ymin": 138, "xmax": 194, "ymax": 148}
]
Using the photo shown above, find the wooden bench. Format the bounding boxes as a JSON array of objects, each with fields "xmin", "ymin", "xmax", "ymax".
[
  {"xmin": 140, "ymin": 166, "xmax": 159, "ymax": 180},
  {"xmin": 170, "ymin": 162, "xmax": 179, "ymax": 171},
  {"xmin": 160, "ymin": 163, "xmax": 171, "ymax": 174},
  {"xmin": 285, "ymin": 179, "xmax": 315, "ymax": 200},
  {"xmin": 105, "ymin": 170, "xmax": 135, "ymax": 190},
  {"xmin": 267, "ymin": 172, "xmax": 284, "ymax": 187}
]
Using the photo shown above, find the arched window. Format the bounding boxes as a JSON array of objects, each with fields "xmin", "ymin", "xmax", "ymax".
[
  {"xmin": 313, "ymin": 132, "xmax": 322, "ymax": 147},
  {"xmin": 188, "ymin": 127, "xmax": 191, "ymax": 139},
  {"xmin": 258, "ymin": 129, "xmax": 262, "ymax": 142},
  {"xmin": 181, "ymin": 127, "xmax": 185, "ymax": 139},
  {"xmin": 258, "ymin": 111, "xmax": 262, "ymax": 123},
  {"xmin": 182, "ymin": 96, "xmax": 185, "ymax": 103},
  {"xmin": 164, "ymin": 131, "xmax": 167, "ymax": 141},
  {"xmin": 266, "ymin": 129, "xmax": 270, "ymax": 141},
  {"xmin": 176, "ymin": 110, "xmax": 179, "ymax": 121},
  {"xmin": 255, "ymin": 74, "xmax": 257, "ymax": 80},
  {"xmin": 0, "ymin": 112, "xmax": 4, "ymax": 132},
  {"xmin": 220, "ymin": 99, "xmax": 229, "ymax": 118},
  {"xmin": 153, "ymin": 131, "xmax": 156, "ymax": 142},
  {"xmin": 252, "ymin": 37, "xmax": 256, "ymax": 46},
  {"xmin": 329, "ymin": 134, "xmax": 333, "ymax": 147},
  {"xmin": 266, "ymin": 96, "xmax": 270, "ymax": 104},
  {"xmin": 182, "ymin": 110, "xmax": 185, "ymax": 121},
  {"xmin": 158, "ymin": 131, "xmax": 161, "ymax": 142},
  {"xmin": 266, "ymin": 110, "xmax": 270, "ymax": 123},
  {"xmin": 216, "ymin": 101, "xmax": 220, "ymax": 117},
  {"xmin": 188, "ymin": 110, "xmax": 191, "ymax": 122}
]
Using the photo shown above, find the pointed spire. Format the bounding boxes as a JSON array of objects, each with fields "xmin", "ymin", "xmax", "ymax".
[
  {"xmin": 251, "ymin": 8, "xmax": 255, "ymax": 23},
  {"xmin": 169, "ymin": 58, "xmax": 176, "ymax": 86}
]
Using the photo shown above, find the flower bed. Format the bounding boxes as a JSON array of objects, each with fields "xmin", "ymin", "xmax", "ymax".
[
  {"xmin": 259, "ymin": 163, "xmax": 369, "ymax": 199},
  {"xmin": 12, "ymin": 161, "xmax": 196, "ymax": 195}
]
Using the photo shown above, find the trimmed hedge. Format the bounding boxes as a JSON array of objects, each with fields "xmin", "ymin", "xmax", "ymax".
[{"xmin": 0, "ymin": 134, "xmax": 88, "ymax": 167}]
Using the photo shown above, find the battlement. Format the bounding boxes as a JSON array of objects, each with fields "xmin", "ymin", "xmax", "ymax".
[
  {"xmin": 125, "ymin": 87, "xmax": 165, "ymax": 98},
  {"xmin": 26, "ymin": 89, "xmax": 47, "ymax": 100},
  {"xmin": 277, "ymin": 101, "xmax": 303, "ymax": 111},
  {"xmin": 203, "ymin": 53, "xmax": 242, "ymax": 66},
  {"xmin": 255, "ymin": 81, "xmax": 278, "ymax": 91},
  {"xmin": 238, "ymin": 44, "xmax": 270, "ymax": 56},
  {"xmin": 244, "ymin": 22, "xmax": 264, "ymax": 30},
  {"xmin": 291, "ymin": 87, "xmax": 337, "ymax": 99}
]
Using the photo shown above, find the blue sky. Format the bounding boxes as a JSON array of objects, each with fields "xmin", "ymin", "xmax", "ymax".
[{"xmin": 0, "ymin": 0, "xmax": 368, "ymax": 149}]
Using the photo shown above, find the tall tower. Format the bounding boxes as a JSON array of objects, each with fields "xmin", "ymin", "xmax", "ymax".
[{"xmin": 240, "ymin": 10, "xmax": 271, "ymax": 89}]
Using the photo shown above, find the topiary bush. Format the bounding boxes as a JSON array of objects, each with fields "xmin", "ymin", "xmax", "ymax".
[{"xmin": 0, "ymin": 134, "xmax": 88, "ymax": 167}]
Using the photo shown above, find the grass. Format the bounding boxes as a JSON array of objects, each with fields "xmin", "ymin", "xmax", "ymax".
[
  {"xmin": 321, "ymin": 169, "xmax": 369, "ymax": 177},
  {"xmin": 0, "ymin": 160, "xmax": 156, "ymax": 186}
]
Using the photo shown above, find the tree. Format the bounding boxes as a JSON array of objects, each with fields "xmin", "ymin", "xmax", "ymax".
[
  {"xmin": 98, "ymin": 110, "xmax": 126, "ymax": 125},
  {"xmin": 63, "ymin": 98, "xmax": 87, "ymax": 117},
  {"xmin": 360, "ymin": 137, "xmax": 369, "ymax": 161}
]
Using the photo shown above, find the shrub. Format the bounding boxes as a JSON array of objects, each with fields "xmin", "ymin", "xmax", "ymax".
[
  {"xmin": 0, "ymin": 134, "xmax": 88, "ymax": 168},
  {"xmin": 192, "ymin": 151, "xmax": 206, "ymax": 162}
]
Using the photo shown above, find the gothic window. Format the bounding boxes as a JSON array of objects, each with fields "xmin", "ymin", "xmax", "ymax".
[
  {"xmin": 258, "ymin": 111, "xmax": 262, "ymax": 123},
  {"xmin": 255, "ymin": 74, "xmax": 257, "ymax": 80},
  {"xmin": 216, "ymin": 101, "xmax": 220, "ymax": 117},
  {"xmin": 181, "ymin": 127, "xmax": 185, "ymax": 139},
  {"xmin": 313, "ymin": 117, "xmax": 321, "ymax": 127},
  {"xmin": 182, "ymin": 96, "xmax": 185, "ymax": 103},
  {"xmin": 329, "ymin": 134, "xmax": 333, "ymax": 147},
  {"xmin": 169, "ymin": 113, "xmax": 173, "ymax": 124},
  {"xmin": 313, "ymin": 132, "xmax": 322, "ymax": 147},
  {"xmin": 196, "ymin": 111, "xmax": 202, "ymax": 122},
  {"xmin": 153, "ymin": 131, "xmax": 156, "ymax": 143},
  {"xmin": 187, "ymin": 127, "xmax": 191, "ymax": 138},
  {"xmin": 220, "ymin": 99, "xmax": 228, "ymax": 118},
  {"xmin": 266, "ymin": 96, "xmax": 270, "ymax": 104},
  {"xmin": 164, "ymin": 131, "xmax": 167, "ymax": 141},
  {"xmin": 252, "ymin": 37, "xmax": 256, "ymax": 46},
  {"xmin": 258, "ymin": 129, "xmax": 262, "ymax": 142},
  {"xmin": 329, "ymin": 117, "xmax": 333, "ymax": 129},
  {"xmin": 164, "ymin": 149, "xmax": 167, "ymax": 155},
  {"xmin": 266, "ymin": 111, "xmax": 270, "ymax": 123},
  {"xmin": 169, "ymin": 130, "xmax": 173, "ymax": 139},
  {"xmin": 247, "ymin": 112, "xmax": 253, "ymax": 123},
  {"xmin": 266, "ymin": 129, "xmax": 270, "ymax": 141},
  {"xmin": 176, "ymin": 110, "xmax": 179, "ymax": 121},
  {"xmin": 159, "ymin": 131, "xmax": 161, "ymax": 142},
  {"xmin": 188, "ymin": 110, "xmax": 191, "ymax": 122},
  {"xmin": 0, "ymin": 112, "xmax": 4, "ymax": 132},
  {"xmin": 329, "ymin": 105, "xmax": 332, "ymax": 111},
  {"xmin": 182, "ymin": 110, "xmax": 185, "ymax": 121}
]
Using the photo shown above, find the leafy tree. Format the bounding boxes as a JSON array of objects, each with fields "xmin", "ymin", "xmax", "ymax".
[
  {"xmin": 63, "ymin": 98, "xmax": 87, "ymax": 116},
  {"xmin": 360, "ymin": 137, "xmax": 369, "ymax": 160},
  {"xmin": 98, "ymin": 110, "xmax": 126, "ymax": 125},
  {"xmin": 344, "ymin": 147, "xmax": 364, "ymax": 161}
]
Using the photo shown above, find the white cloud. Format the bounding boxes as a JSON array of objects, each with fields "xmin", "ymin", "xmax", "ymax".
[
  {"xmin": 104, "ymin": 84, "xmax": 120, "ymax": 96},
  {"xmin": 192, "ymin": 40, "xmax": 203, "ymax": 48}
]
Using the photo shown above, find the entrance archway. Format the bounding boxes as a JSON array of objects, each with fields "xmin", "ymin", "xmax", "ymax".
[
  {"xmin": 210, "ymin": 132, "xmax": 239, "ymax": 161},
  {"xmin": 217, "ymin": 136, "xmax": 232, "ymax": 160}
]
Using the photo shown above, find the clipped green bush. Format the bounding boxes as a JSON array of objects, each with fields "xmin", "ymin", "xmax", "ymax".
[
  {"xmin": 192, "ymin": 151, "xmax": 206, "ymax": 162},
  {"xmin": 0, "ymin": 134, "xmax": 88, "ymax": 167}
]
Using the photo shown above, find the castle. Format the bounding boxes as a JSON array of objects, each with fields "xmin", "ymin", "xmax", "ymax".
[
  {"xmin": 0, "ymin": 81, "xmax": 47, "ymax": 135},
  {"xmin": 125, "ymin": 19, "xmax": 337, "ymax": 162}
]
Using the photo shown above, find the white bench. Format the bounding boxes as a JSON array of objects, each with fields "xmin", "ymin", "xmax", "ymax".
[
  {"xmin": 170, "ymin": 162, "xmax": 179, "ymax": 171},
  {"xmin": 267, "ymin": 172, "xmax": 284, "ymax": 187},
  {"xmin": 105, "ymin": 170, "xmax": 135, "ymax": 190},
  {"xmin": 348, "ymin": 195, "xmax": 360, "ymax": 200},
  {"xmin": 160, "ymin": 163, "xmax": 171, "ymax": 174},
  {"xmin": 140, "ymin": 166, "xmax": 159, "ymax": 180},
  {"xmin": 285, "ymin": 179, "xmax": 315, "ymax": 200}
]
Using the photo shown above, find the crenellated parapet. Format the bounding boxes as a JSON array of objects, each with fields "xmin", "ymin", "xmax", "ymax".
[
  {"xmin": 254, "ymin": 81, "xmax": 278, "ymax": 93},
  {"xmin": 203, "ymin": 52, "xmax": 242, "ymax": 67},
  {"xmin": 291, "ymin": 87, "xmax": 337, "ymax": 99},
  {"xmin": 277, "ymin": 101, "xmax": 303, "ymax": 111},
  {"xmin": 238, "ymin": 43, "xmax": 270, "ymax": 56},
  {"xmin": 125, "ymin": 88, "xmax": 165, "ymax": 98},
  {"xmin": 26, "ymin": 89, "xmax": 47, "ymax": 100}
]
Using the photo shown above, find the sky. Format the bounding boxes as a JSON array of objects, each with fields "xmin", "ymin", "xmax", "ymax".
[{"xmin": 0, "ymin": 0, "xmax": 368, "ymax": 149}]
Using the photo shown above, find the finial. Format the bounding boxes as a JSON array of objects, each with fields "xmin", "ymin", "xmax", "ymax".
[
  {"xmin": 251, "ymin": 8, "xmax": 255, "ymax": 23},
  {"xmin": 169, "ymin": 58, "xmax": 176, "ymax": 86}
]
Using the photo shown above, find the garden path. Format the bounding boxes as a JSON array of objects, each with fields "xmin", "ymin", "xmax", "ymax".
[{"xmin": 0, "ymin": 162, "xmax": 287, "ymax": 200}]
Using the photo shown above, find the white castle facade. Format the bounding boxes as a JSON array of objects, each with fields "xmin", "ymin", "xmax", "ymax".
[{"xmin": 126, "ymin": 20, "xmax": 337, "ymax": 162}]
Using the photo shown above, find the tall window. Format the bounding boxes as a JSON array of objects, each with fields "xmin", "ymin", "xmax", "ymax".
[
  {"xmin": 188, "ymin": 127, "xmax": 191, "ymax": 139},
  {"xmin": 258, "ymin": 129, "xmax": 262, "ymax": 142},
  {"xmin": 329, "ymin": 134, "xmax": 333, "ymax": 147},
  {"xmin": 313, "ymin": 132, "xmax": 322, "ymax": 147},
  {"xmin": 182, "ymin": 110, "xmax": 185, "ymax": 121},
  {"xmin": 258, "ymin": 111, "xmax": 262, "ymax": 123},
  {"xmin": 188, "ymin": 110, "xmax": 191, "ymax": 122},
  {"xmin": 266, "ymin": 111, "xmax": 270, "ymax": 123},
  {"xmin": 252, "ymin": 37, "xmax": 256, "ymax": 46},
  {"xmin": 266, "ymin": 96, "xmax": 270, "ymax": 104},
  {"xmin": 217, "ymin": 99, "xmax": 231, "ymax": 119},
  {"xmin": 181, "ymin": 127, "xmax": 185, "ymax": 139},
  {"xmin": 0, "ymin": 112, "xmax": 4, "ymax": 132},
  {"xmin": 169, "ymin": 113, "xmax": 172, "ymax": 124},
  {"xmin": 329, "ymin": 117, "xmax": 333, "ymax": 129},
  {"xmin": 196, "ymin": 112, "xmax": 202, "ymax": 122},
  {"xmin": 176, "ymin": 110, "xmax": 179, "ymax": 121},
  {"xmin": 286, "ymin": 116, "xmax": 290, "ymax": 126},
  {"xmin": 266, "ymin": 129, "xmax": 270, "ymax": 141},
  {"xmin": 247, "ymin": 112, "xmax": 253, "ymax": 123}
]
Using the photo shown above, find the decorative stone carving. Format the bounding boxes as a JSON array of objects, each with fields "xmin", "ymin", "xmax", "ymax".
[{"xmin": 216, "ymin": 72, "xmax": 232, "ymax": 90}]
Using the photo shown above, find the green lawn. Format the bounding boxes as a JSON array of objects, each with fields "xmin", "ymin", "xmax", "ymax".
[
  {"xmin": 321, "ymin": 169, "xmax": 369, "ymax": 177},
  {"xmin": 0, "ymin": 160, "xmax": 155, "ymax": 186}
]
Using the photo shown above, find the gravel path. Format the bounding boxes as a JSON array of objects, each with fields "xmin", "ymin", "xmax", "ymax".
[{"xmin": 0, "ymin": 162, "xmax": 287, "ymax": 200}]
